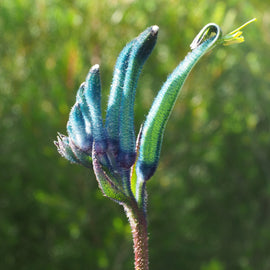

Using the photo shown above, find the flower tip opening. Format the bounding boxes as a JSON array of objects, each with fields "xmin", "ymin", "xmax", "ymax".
[{"xmin": 190, "ymin": 23, "xmax": 220, "ymax": 50}]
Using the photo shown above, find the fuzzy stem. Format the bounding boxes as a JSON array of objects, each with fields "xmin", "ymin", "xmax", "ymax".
[{"xmin": 124, "ymin": 201, "xmax": 149, "ymax": 270}]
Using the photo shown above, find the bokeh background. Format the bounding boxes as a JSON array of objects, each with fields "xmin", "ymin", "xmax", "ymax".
[{"xmin": 1, "ymin": 0, "xmax": 270, "ymax": 269}]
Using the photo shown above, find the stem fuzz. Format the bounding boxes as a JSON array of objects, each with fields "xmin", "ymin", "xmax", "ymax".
[{"xmin": 124, "ymin": 202, "xmax": 149, "ymax": 270}]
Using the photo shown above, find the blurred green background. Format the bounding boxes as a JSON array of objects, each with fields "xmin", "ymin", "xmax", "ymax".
[{"xmin": 1, "ymin": 0, "xmax": 270, "ymax": 269}]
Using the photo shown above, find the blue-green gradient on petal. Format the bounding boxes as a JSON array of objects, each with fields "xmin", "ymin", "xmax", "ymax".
[
  {"xmin": 136, "ymin": 24, "xmax": 221, "ymax": 182},
  {"xmin": 118, "ymin": 25, "xmax": 159, "ymax": 169}
]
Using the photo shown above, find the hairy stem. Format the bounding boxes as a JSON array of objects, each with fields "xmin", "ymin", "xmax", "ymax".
[{"xmin": 124, "ymin": 201, "xmax": 149, "ymax": 270}]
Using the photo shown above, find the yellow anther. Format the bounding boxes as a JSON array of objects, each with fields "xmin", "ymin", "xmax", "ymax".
[{"xmin": 221, "ymin": 18, "xmax": 256, "ymax": 46}]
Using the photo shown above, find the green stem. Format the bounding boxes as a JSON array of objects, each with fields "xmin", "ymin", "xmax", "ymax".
[{"xmin": 124, "ymin": 201, "xmax": 149, "ymax": 270}]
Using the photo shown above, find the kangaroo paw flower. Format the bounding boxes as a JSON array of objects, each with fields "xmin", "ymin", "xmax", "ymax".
[
  {"xmin": 105, "ymin": 40, "xmax": 135, "ymax": 158},
  {"xmin": 118, "ymin": 25, "xmax": 159, "ymax": 169},
  {"xmin": 137, "ymin": 23, "xmax": 221, "ymax": 182},
  {"xmin": 85, "ymin": 65, "xmax": 107, "ymax": 156},
  {"xmin": 55, "ymin": 21, "xmax": 255, "ymax": 207}
]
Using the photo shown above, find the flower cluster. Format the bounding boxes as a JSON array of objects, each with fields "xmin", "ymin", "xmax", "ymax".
[{"xmin": 55, "ymin": 20, "xmax": 255, "ymax": 207}]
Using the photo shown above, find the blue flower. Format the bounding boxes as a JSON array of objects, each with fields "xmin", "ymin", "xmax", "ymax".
[{"xmin": 55, "ymin": 20, "xmax": 255, "ymax": 206}]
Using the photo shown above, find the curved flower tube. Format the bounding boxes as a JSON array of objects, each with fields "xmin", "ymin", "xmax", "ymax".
[
  {"xmin": 136, "ymin": 23, "xmax": 222, "ymax": 184},
  {"xmin": 118, "ymin": 26, "xmax": 159, "ymax": 169}
]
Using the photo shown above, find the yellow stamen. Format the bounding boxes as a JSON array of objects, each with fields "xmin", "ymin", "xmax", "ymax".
[
  {"xmin": 228, "ymin": 18, "xmax": 257, "ymax": 36},
  {"xmin": 221, "ymin": 18, "xmax": 256, "ymax": 46}
]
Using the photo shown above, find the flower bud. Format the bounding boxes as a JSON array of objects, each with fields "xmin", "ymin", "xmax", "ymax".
[{"xmin": 118, "ymin": 25, "xmax": 159, "ymax": 169}]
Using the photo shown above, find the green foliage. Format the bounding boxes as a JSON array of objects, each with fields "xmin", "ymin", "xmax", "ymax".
[{"xmin": 1, "ymin": 0, "xmax": 270, "ymax": 269}]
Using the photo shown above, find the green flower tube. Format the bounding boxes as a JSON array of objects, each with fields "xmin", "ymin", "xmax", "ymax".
[{"xmin": 136, "ymin": 23, "xmax": 222, "ymax": 183}]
